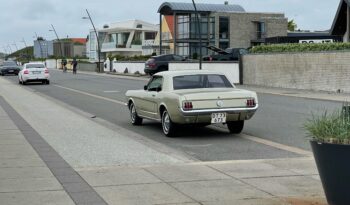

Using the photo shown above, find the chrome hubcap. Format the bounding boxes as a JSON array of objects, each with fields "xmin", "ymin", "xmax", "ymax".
[
  {"xmin": 131, "ymin": 105, "xmax": 136, "ymax": 122},
  {"xmin": 162, "ymin": 112, "xmax": 170, "ymax": 134}
]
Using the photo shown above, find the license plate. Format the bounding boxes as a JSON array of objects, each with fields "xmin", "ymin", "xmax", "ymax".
[
  {"xmin": 32, "ymin": 71, "xmax": 41, "ymax": 74},
  {"xmin": 211, "ymin": 113, "xmax": 226, "ymax": 124},
  {"xmin": 8, "ymin": 70, "xmax": 13, "ymax": 72}
]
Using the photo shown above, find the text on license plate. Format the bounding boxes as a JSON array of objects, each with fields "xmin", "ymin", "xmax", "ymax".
[
  {"xmin": 32, "ymin": 71, "xmax": 41, "ymax": 74},
  {"xmin": 211, "ymin": 113, "xmax": 226, "ymax": 124}
]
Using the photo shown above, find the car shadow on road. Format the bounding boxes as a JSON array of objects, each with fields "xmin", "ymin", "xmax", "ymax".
[{"xmin": 141, "ymin": 121, "xmax": 235, "ymax": 140}]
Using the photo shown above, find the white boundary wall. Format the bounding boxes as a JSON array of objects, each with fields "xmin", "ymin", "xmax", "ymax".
[
  {"xmin": 169, "ymin": 62, "xmax": 239, "ymax": 84},
  {"xmin": 45, "ymin": 59, "xmax": 57, "ymax": 69},
  {"xmin": 112, "ymin": 61, "xmax": 145, "ymax": 74}
]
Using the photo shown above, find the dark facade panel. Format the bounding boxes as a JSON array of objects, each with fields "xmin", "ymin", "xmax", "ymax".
[{"xmin": 158, "ymin": 2, "xmax": 245, "ymax": 15}]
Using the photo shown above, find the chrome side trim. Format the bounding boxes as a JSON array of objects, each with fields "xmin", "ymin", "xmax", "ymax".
[{"xmin": 138, "ymin": 114, "xmax": 161, "ymax": 122}]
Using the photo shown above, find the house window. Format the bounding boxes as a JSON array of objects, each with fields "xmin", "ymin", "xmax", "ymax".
[
  {"xmin": 257, "ymin": 22, "xmax": 266, "ymax": 39},
  {"xmin": 219, "ymin": 17, "xmax": 229, "ymax": 39},
  {"xmin": 136, "ymin": 24, "xmax": 142, "ymax": 28},
  {"xmin": 145, "ymin": 32, "xmax": 156, "ymax": 40}
]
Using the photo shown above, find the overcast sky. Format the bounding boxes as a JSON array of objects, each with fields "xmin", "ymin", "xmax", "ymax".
[{"xmin": 0, "ymin": 0, "xmax": 340, "ymax": 53}]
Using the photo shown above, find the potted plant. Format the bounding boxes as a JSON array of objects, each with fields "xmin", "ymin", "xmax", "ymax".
[{"xmin": 304, "ymin": 105, "xmax": 350, "ymax": 205}]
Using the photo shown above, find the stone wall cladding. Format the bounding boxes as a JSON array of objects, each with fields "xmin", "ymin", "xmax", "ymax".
[
  {"xmin": 212, "ymin": 12, "xmax": 287, "ymax": 48},
  {"xmin": 243, "ymin": 51, "xmax": 350, "ymax": 92}
]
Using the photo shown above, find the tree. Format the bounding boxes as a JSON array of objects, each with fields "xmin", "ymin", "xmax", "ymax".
[{"xmin": 288, "ymin": 20, "xmax": 297, "ymax": 31}]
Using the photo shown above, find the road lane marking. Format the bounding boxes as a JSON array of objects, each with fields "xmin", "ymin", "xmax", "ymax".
[
  {"xmin": 103, "ymin": 90, "xmax": 120, "ymax": 93},
  {"xmin": 53, "ymin": 85, "xmax": 125, "ymax": 105}
]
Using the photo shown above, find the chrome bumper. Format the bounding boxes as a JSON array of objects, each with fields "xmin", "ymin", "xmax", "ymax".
[{"xmin": 180, "ymin": 104, "xmax": 259, "ymax": 116}]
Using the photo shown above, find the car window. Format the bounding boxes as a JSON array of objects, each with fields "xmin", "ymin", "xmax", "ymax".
[
  {"xmin": 173, "ymin": 74, "xmax": 233, "ymax": 90},
  {"xmin": 173, "ymin": 55, "xmax": 184, "ymax": 61},
  {"xmin": 26, "ymin": 64, "xmax": 45, "ymax": 69},
  {"xmin": 147, "ymin": 76, "xmax": 163, "ymax": 91}
]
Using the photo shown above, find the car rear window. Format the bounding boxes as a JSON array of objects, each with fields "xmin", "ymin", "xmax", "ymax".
[
  {"xmin": 26, "ymin": 64, "xmax": 45, "ymax": 69},
  {"xmin": 173, "ymin": 74, "xmax": 233, "ymax": 90},
  {"xmin": 3, "ymin": 61, "xmax": 17, "ymax": 66}
]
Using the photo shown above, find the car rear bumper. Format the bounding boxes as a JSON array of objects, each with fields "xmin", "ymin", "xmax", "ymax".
[{"xmin": 172, "ymin": 105, "xmax": 258, "ymax": 124}]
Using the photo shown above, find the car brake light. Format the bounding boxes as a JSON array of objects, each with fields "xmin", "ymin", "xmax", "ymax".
[
  {"xmin": 45, "ymin": 68, "xmax": 49, "ymax": 74},
  {"xmin": 183, "ymin": 101, "xmax": 193, "ymax": 110},
  {"xmin": 24, "ymin": 70, "xmax": 29, "ymax": 74},
  {"xmin": 246, "ymin": 99, "xmax": 256, "ymax": 107}
]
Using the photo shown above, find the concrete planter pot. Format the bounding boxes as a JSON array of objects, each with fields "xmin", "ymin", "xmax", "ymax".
[{"xmin": 310, "ymin": 140, "xmax": 350, "ymax": 205}]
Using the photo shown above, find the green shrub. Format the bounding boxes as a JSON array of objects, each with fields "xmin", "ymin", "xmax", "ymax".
[
  {"xmin": 304, "ymin": 106, "xmax": 350, "ymax": 144},
  {"xmin": 250, "ymin": 43, "xmax": 350, "ymax": 54}
]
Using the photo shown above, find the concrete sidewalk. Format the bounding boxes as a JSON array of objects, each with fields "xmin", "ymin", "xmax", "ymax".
[{"xmin": 0, "ymin": 75, "xmax": 327, "ymax": 205}]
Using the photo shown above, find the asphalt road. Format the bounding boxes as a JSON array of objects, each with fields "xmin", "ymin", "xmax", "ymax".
[{"xmin": 3, "ymin": 70, "xmax": 342, "ymax": 161}]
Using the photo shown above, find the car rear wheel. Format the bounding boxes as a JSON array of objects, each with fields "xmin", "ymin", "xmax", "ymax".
[
  {"xmin": 161, "ymin": 109, "xmax": 177, "ymax": 137},
  {"xmin": 130, "ymin": 102, "xmax": 142, "ymax": 125},
  {"xmin": 227, "ymin": 121, "xmax": 244, "ymax": 134}
]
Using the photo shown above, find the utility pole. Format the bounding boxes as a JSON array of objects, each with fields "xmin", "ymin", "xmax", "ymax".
[
  {"xmin": 83, "ymin": 9, "xmax": 101, "ymax": 72},
  {"xmin": 192, "ymin": 0, "xmax": 202, "ymax": 70}
]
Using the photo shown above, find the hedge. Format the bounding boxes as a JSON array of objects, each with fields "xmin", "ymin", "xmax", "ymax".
[{"xmin": 250, "ymin": 43, "xmax": 350, "ymax": 54}]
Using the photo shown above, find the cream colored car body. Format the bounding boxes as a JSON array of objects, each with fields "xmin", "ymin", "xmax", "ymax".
[{"xmin": 125, "ymin": 70, "xmax": 258, "ymax": 125}]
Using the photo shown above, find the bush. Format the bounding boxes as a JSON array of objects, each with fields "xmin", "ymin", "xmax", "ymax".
[
  {"xmin": 250, "ymin": 43, "xmax": 350, "ymax": 54},
  {"xmin": 304, "ymin": 106, "xmax": 350, "ymax": 144},
  {"xmin": 109, "ymin": 54, "xmax": 152, "ymax": 61}
]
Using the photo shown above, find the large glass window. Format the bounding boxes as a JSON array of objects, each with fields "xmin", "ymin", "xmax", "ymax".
[
  {"xmin": 256, "ymin": 22, "xmax": 266, "ymax": 39},
  {"xmin": 219, "ymin": 17, "xmax": 229, "ymax": 39}
]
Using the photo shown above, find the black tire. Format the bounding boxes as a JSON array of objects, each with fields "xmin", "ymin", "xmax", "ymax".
[
  {"xmin": 161, "ymin": 109, "xmax": 177, "ymax": 137},
  {"xmin": 129, "ymin": 102, "xmax": 142, "ymax": 125},
  {"xmin": 18, "ymin": 80, "xmax": 22, "ymax": 84},
  {"xmin": 22, "ymin": 81, "xmax": 26, "ymax": 85},
  {"xmin": 227, "ymin": 121, "xmax": 244, "ymax": 134}
]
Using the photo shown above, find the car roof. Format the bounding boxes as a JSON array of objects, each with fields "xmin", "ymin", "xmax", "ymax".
[
  {"xmin": 155, "ymin": 70, "xmax": 225, "ymax": 77},
  {"xmin": 25, "ymin": 62, "xmax": 45, "ymax": 65}
]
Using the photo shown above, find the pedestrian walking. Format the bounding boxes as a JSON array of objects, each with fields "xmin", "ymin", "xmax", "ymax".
[
  {"xmin": 71, "ymin": 58, "xmax": 78, "ymax": 74},
  {"xmin": 62, "ymin": 59, "xmax": 67, "ymax": 73}
]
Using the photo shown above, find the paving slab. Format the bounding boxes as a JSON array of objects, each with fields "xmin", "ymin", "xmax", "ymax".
[
  {"xmin": 202, "ymin": 198, "xmax": 288, "ymax": 205},
  {"xmin": 0, "ymin": 119, "xmax": 18, "ymax": 129},
  {"xmin": 209, "ymin": 161, "xmax": 297, "ymax": 179},
  {"xmin": 242, "ymin": 175, "xmax": 324, "ymax": 197},
  {"xmin": 0, "ymin": 167, "xmax": 54, "ymax": 179},
  {"xmin": 96, "ymin": 183, "xmax": 195, "ymax": 205},
  {"xmin": 79, "ymin": 167, "xmax": 162, "ymax": 187},
  {"xmin": 0, "ymin": 157, "xmax": 46, "ymax": 168},
  {"xmin": 145, "ymin": 164, "xmax": 231, "ymax": 182},
  {"xmin": 0, "ymin": 191, "xmax": 75, "ymax": 205},
  {"xmin": 266, "ymin": 157, "xmax": 319, "ymax": 175},
  {"xmin": 170, "ymin": 179, "xmax": 271, "ymax": 203},
  {"xmin": 0, "ymin": 177, "xmax": 63, "ymax": 192}
]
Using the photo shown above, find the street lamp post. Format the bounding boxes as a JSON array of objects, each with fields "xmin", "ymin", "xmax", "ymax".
[
  {"xmin": 83, "ymin": 9, "xmax": 101, "ymax": 73},
  {"xmin": 49, "ymin": 24, "xmax": 63, "ymax": 58},
  {"xmin": 192, "ymin": 0, "xmax": 202, "ymax": 70}
]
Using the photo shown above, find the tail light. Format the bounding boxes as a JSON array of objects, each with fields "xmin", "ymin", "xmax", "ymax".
[
  {"xmin": 246, "ymin": 99, "xmax": 256, "ymax": 107},
  {"xmin": 45, "ymin": 68, "xmax": 49, "ymax": 74},
  {"xmin": 23, "ymin": 69, "xmax": 29, "ymax": 74},
  {"xmin": 183, "ymin": 101, "xmax": 193, "ymax": 110},
  {"xmin": 147, "ymin": 59, "xmax": 156, "ymax": 68}
]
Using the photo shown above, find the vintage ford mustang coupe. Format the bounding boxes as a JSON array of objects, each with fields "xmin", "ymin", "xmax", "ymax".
[{"xmin": 125, "ymin": 70, "xmax": 258, "ymax": 136}]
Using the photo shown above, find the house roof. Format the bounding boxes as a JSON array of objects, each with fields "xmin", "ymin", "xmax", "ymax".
[
  {"xmin": 330, "ymin": 0, "xmax": 350, "ymax": 35},
  {"xmin": 71, "ymin": 38, "xmax": 87, "ymax": 44},
  {"xmin": 158, "ymin": 2, "xmax": 245, "ymax": 15}
]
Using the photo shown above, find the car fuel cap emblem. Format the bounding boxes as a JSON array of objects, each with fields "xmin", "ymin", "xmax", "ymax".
[{"xmin": 216, "ymin": 100, "xmax": 224, "ymax": 107}]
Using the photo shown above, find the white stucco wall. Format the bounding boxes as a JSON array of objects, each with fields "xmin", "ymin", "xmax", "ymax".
[{"xmin": 112, "ymin": 61, "xmax": 145, "ymax": 74}]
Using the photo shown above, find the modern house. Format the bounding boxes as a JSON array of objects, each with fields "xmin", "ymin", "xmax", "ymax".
[
  {"xmin": 330, "ymin": 0, "xmax": 350, "ymax": 42},
  {"xmin": 157, "ymin": 2, "xmax": 288, "ymax": 57},
  {"xmin": 86, "ymin": 20, "xmax": 158, "ymax": 62},
  {"xmin": 52, "ymin": 38, "xmax": 87, "ymax": 58}
]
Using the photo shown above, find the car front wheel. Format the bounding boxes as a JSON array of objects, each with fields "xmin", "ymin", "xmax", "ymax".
[
  {"xmin": 130, "ymin": 102, "xmax": 142, "ymax": 125},
  {"xmin": 161, "ymin": 110, "xmax": 177, "ymax": 137},
  {"xmin": 227, "ymin": 121, "xmax": 244, "ymax": 134}
]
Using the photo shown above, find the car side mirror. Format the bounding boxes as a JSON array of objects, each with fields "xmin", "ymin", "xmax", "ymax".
[{"xmin": 144, "ymin": 85, "xmax": 148, "ymax": 90}]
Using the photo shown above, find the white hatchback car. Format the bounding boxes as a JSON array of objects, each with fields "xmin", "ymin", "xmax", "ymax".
[{"xmin": 18, "ymin": 62, "xmax": 50, "ymax": 85}]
